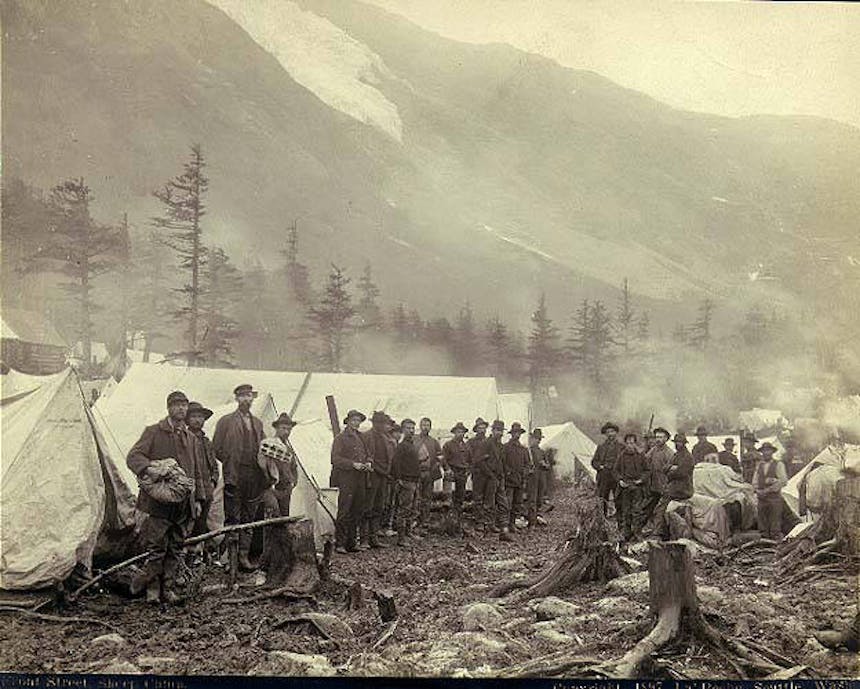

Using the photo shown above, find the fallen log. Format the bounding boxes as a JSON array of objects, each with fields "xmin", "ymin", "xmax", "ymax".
[
  {"xmin": 69, "ymin": 515, "xmax": 304, "ymax": 602},
  {"xmin": 497, "ymin": 650, "xmax": 600, "ymax": 678},
  {"xmin": 0, "ymin": 606, "xmax": 121, "ymax": 633}
]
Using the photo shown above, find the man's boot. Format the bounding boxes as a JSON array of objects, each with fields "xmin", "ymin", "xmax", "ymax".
[{"xmin": 238, "ymin": 545, "xmax": 256, "ymax": 572}]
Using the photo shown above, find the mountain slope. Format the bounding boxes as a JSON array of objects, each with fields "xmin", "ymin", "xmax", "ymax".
[{"xmin": 3, "ymin": 0, "xmax": 858, "ymax": 329}]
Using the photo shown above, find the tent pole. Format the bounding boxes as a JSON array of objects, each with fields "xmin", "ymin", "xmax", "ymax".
[
  {"xmin": 326, "ymin": 395, "xmax": 340, "ymax": 438},
  {"xmin": 288, "ymin": 371, "xmax": 313, "ymax": 418}
]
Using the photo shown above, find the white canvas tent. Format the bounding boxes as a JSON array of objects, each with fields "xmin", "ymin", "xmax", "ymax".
[
  {"xmin": 0, "ymin": 369, "xmax": 133, "ymax": 589},
  {"xmin": 539, "ymin": 422, "xmax": 597, "ymax": 481},
  {"xmin": 783, "ymin": 444, "xmax": 860, "ymax": 517},
  {"xmin": 497, "ymin": 392, "xmax": 532, "ymax": 430}
]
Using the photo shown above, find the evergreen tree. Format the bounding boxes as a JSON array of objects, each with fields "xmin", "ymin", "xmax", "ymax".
[
  {"xmin": 282, "ymin": 220, "xmax": 311, "ymax": 305},
  {"xmin": 199, "ymin": 246, "xmax": 243, "ymax": 366},
  {"xmin": 309, "ymin": 265, "xmax": 356, "ymax": 371},
  {"xmin": 390, "ymin": 303, "xmax": 409, "ymax": 348},
  {"xmin": 152, "ymin": 144, "xmax": 208, "ymax": 361},
  {"xmin": 566, "ymin": 298, "xmax": 590, "ymax": 366},
  {"xmin": 453, "ymin": 300, "xmax": 479, "ymax": 373},
  {"xmin": 130, "ymin": 230, "xmax": 172, "ymax": 362},
  {"xmin": 616, "ymin": 277, "xmax": 635, "ymax": 354},
  {"xmin": 740, "ymin": 305, "xmax": 767, "ymax": 347},
  {"xmin": 584, "ymin": 300, "xmax": 614, "ymax": 384},
  {"xmin": 485, "ymin": 315, "xmax": 510, "ymax": 378},
  {"xmin": 39, "ymin": 178, "xmax": 120, "ymax": 373},
  {"xmin": 526, "ymin": 294, "xmax": 561, "ymax": 390},
  {"xmin": 688, "ymin": 298, "xmax": 716, "ymax": 350},
  {"xmin": 425, "ymin": 317, "xmax": 453, "ymax": 348},
  {"xmin": 408, "ymin": 309, "xmax": 424, "ymax": 340},
  {"xmin": 356, "ymin": 262, "xmax": 383, "ymax": 330},
  {"xmin": 636, "ymin": 311, "xmax": 650, "ymax": 342}
]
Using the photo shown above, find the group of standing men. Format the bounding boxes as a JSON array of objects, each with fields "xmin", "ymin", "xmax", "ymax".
[
  {"xmin": 126, "ymin": 384, "xmax": 298, "ymax": 604},
  {"xmin": 591, "ymin": 422, "xmax": 789, "ymax": 545},
  {"xmin": 330, "ymin": 412, "xmax": 555, "ymax": 551}
]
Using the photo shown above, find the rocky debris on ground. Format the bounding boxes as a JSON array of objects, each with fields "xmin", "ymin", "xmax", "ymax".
[
  {"xmin": 396, "ymin": 565, "xmax": 427, "ymax": 584},
  {"xmin": 698, "ymin": 585, "xmax": 726, "ymax": 606},
  {"xmin": 93, "ymin": 658, "xmax": 141, "ymax": 674},
  {"xmin": 427, "ymin": 557, "xmax": 470, "ymax": 581},
  {"xmin": 530, "ymin": 596, "xmax": 582, "ymax": 621},
  {"xmin": 90, "ymin": 633, "xmax": 126, "ymax": 648},
  {"xmin": 136, "ymin": 656, "xmax": 178, "ymax": 670},
  {"xmin": 606, "ymin": 571, "xmax": 649, "ymax": 597},
  {"xmin": 248, "ymin": 650, "xmax": 336, "ymax": 677},
  {"xmin": 485, "ymin": 558, "xmax": 523, "ymax": 571},
  {"xmin": 280, "ymin": 613, "xmax": 353, "ymax": 640},
  {"xmin": 462, "ymin": 602, "xmax": 504, "ymax": 631},
  {"xmin": 593, "ymin": 596, "xmax": 632, "ymax": 614},
  {"xmin": 346, "ymin": 652, "xmax": 417, "ymax": 677},
  {"xmin": 417, "ymin": 632, "xmax": 516, "ymax": 675},
  {"xmin": 534, "ymin": 627, "xmax": 578, "ymax": 645}
]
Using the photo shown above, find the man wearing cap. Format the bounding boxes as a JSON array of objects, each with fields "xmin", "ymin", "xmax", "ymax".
[
  {"xmin": 643, "ymin": 427, "xmax": 673, "ymax": 526},
  {"xmin": 718, "ymin": 438, "xmax": 741, "ymax": 474},
  {"xmin": 382, "ymin": 420, "xmax": 402, "ymax": 533},
  {"xmin": 752, "ymin": 443, "xmax": 788, "ymax": 540},
  {"xmin": 187, "ymin": 402, "xmax": 219, "ymax": 542},
  {"xmin": 502, "ymin": 422, "xmax": 531, "ymax": 539},
  {"xmin": 466, "ymin": 418, "xmax": 490, "ymax": 519},
  {"xmin": 330, "ymin": 409, "xmax": 372, "ymax": 553},
  {"xmin": 614, "ymin": 433, "xmax": 649, "ymax": 543},
  {"xmin": 526, "ymin": 429, "xmax": 550, "ymax": 528},
  {"xmin": 479, "ymin": 420, "xmax": 507, "ymax": 534},
  {"xmin": 127, "ymin": 391, "xmax": 200, "ymax": 604},
  {"xmin": 361, "ymin": 411, "xmax": 394, "ymax": 548},
  {"xmin": 392, "ymin": 418, "xmax": 421, "ymax": 546},
  {"xmin": 592, "ymin": 422, "xmax": 621, "ymax": 516},
  {"xmin": 442, "ymin": 422, "xmax": 470, "ymax": 530},
  {"xmin": 213, "ymin": 384, "xmax": 267, "ymax": 571},
  {"xmin": 651, "ymin": 433, "xmax": 695, "ymax": 539},
  {"xmin": 691, "ymin": 426, "xmax": 719, "ymax": 465},
  {"xmin": 260, "ymin": 413, "xmax": 299, "ymax": 519},
  {"xmin": 740, "ymin": 432, "xmax": 761, "ymax": 484},
  {"xmin": 414, "ymin": 417, "xmax": 444, "ymax": 533}
]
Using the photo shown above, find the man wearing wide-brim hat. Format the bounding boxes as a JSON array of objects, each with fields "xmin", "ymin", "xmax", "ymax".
[
  {"xmin": 126, "ymin": 390, "xmax": 200, "ymax": 604},
  {"xmin": 360, "ymin": 411, "xmax": 394, "ymax": 548},
  {"xmin": 740, "ymin": 431, "xmax": 761, "ymax": 484},
  {"xmin": 477, "ymin": 420, "xmax": 507, "ymax": 534},
  {"xmin": 650, "ymin": 432, "xmax": 695, "ymax": 540},
  {"xmin": 691, "ymin": 425, "xmax": 718, "ymax": 465},
  {"xmin": 186, "ymin": 401, "xmax": 219, "ymax": 545},
  {"xmin": 752, "ymin": 442, "xmax": 787, "ymax": 540},
  {"xmin": 592, "ymin": 422, "xmax": 621, "ymax": 517},
  {"xmin": 442, "ymin": 422, "xmax": 471, "ymax": 532},
  {"xmin": 525, "ymin": 428, "xmax": 552, "ymax": 529},
  {"xmin": 501, "ymin": 422, "xmax": 529, "ymax": 540},
  {"xmin": 330, "ymin": 409, "xmax": 371, "ymax": 553},
  {"xmin": 213, "ymin": 384, "xmax": 266, "ymax": 571},
  {"xmin": 466, "ymin": 417, "xmax": 490, "ymax": 521}
]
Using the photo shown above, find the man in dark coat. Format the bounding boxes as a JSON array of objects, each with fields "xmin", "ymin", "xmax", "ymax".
[
  {"xmin": 614, "ymin": 433, "xmax": 649, "ymax": 543},
  {"xmin": 652, "ymin": 433, "xmax": 695, "ymax": 539},
  {"xmin": 740, "ymin": 432, "xmax": 761, "ymax": 484},
  {"xmin": 414, "ymin": 417, "xmax": 443, "ymax": 531},
  {"xmin": 361, "ymin": 411, "xmax": 393, "ymax": 548},
  {"xmin": 442, "ymin": 422, "xmax": 470, "ymax": 528},
  {"xmin": 526, "ymin": 428, "xmax": 550, "ymax": 528},
  {"xmin": 187, "ymin": 402, "xmax": 219, "ymax": 541},
  {"xmin": 752, "ymin": 443, "xmax": 788, "ymax": 540},
  {"xmin": 330, "ymin": 409, "xmax": 371, "ymax": 553},
  {"xmin": 212, "ymin": 384, "xmax": 266, "ymax": 571},
  {"xmin": 260, "ymin": 413, "xmax": 299, "ymax": 518},
  {"xmin": 643, "ymin": 427, "xmax": 673, "ymax": 526},
  {"xmin": 718, "ymin": 437, "xmax": 741, "ymax": 474},
  {"xmin": 466, "ymin": 418, "xmax": 489, "ymax": 519},
  {"xmin": 592, "ymin": 422, "xmax": 621, "ymax": 516},
  {"xmin": 127, "ymin": 391, "xmax": 201, "ymax": 604},
  {"xmin": 502, "ymin": 422, "xmax": 530, "ymax": 539},
  {"xmin": 392, "ymin": 418, "xmax": 421, "ymax": 547},
  {"xmin": 479, "ymin": 420, "xmax": 507, "ymax": 534},
  {"xmin": 691, "ymin": 425, "xmax": 719, "ymax": 464}
]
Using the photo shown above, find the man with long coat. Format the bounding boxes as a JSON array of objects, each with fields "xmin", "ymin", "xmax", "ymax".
[
  {"xmin": 592, "ymin": 422, "xmax": 621, "ymax": 516},
  {"xmin": 442, "ymin": 422, "xmax": 471, "ymax": 530},
  {"xmin": 213, "ymin": 384, "xmax": 266, "ymax": 571},
  {"xmin": 652, "ymin": 433, "xmax": 695, "ymax": 539},
  {"xmin": 691, "ymin": 425, "xmax": 719, "ymax": 464},
  {"xmin": 526, "ymin": 428, "xmax": 551, "ymax": 528},
  {"xmin": 614, "ymin": 432, "xmax": 649, "ymax": 542},
  {"xmin": 480, "ymin": 420, "xmax": 507, "ymax": 534},
  {"xmin": 362, "ymin": 411, "xmax": 393, "ymax": 548},
  {"xmin": 414, "ymin": 417, "xmax": 443, "ymax": 531},
  {"xmin": 466, "ymin": 418, "xmax": 490, "ymax": 519},
  {"xmin": 187, "ymin": 401, "xmax": 219, "ymax": 544},
  {"xmin": 127, "ymin": 390, "xmax": 201, "ymax": 604},
  {"xmin": 502, "ymin": 422, "xmax": 531, "ymax": 539},
  {"xmin": 643, "ymin": 427, "xmax": 673, "ymax": 524},
  {"xmin": 330, "ymin": 409, "xmax": 371, "ymax": 553}
]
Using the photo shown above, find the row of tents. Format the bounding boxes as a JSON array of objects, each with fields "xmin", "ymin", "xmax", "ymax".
[{"xmin": 1, "ymin": 363, "xmax": 597, "ymax": 590}]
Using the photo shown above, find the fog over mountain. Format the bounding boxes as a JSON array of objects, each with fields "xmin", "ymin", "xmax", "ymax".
[{"xmin": 3, "ymin": 0, "xmax": 859, "ymax": 331}]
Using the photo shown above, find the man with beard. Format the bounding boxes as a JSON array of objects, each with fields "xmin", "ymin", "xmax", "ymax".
[
  {"xmin": 651, "ymin": 433, "xmax": 695, "ymax": 539},
  {"xmin": 643, "ymin": 427, "xmax": 673, "ymax": 526},
  {"xmin": 442, "ymin": 422, "xmax": 470, "ymax": 532},
  {"xmin": 592, "ymin": 422, "xmax": 621, "ymax": 516},
  {"xmin": 414, "ymin": 417, "xmax": 443, "ymax": 533},
  {"xmin": 361, "ymin": 411, "xmax": 393, "ymax": 548},
  {"xmin": 615, "ymin": 433, "xmax": 649, "ymax": 544},
  {"xmin": 186, "ymin": 401, "xmax": 219, "ymax": 563},
  {"xmin": 127, "ymin": 391, "xmax": 200, "ymax": 604},
  {"xmin": 526, "ymin": 429, "xmax": 550, "ymax": 528},
  {"xmin": 752, "ymin": 442, "xmax": 788, "ymax": 540},
  {"xmin": 481, "ymin": 420, "xmax": 507, "ymax": 535},
  {"xmin": 330, "ymin": 409, "xmax": 372, "ymax": 553},
  {"xmin": 213, "ymin": 384, "xmax": 266, "ymax": 571}
]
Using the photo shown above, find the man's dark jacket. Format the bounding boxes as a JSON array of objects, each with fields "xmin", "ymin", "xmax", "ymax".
[{"xmin": 212, "ymin": 410, "xmax": 264, "ymax": 487}]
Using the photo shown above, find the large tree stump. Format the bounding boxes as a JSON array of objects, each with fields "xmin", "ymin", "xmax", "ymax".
[
  {"xmin": 611, "ymin": 542, "xmax": 697, "ymax": 677},
  {"xmin": 263, "ymin": 518, "xmax": 320, "ymax": 595}
]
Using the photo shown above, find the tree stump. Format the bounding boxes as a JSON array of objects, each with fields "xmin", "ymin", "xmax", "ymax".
[
  {"xmin": 264, "ymin": 518, "xmax": 320, "ymax": 595},
  {"xmin": 611, "ymin": 542, "xmax": 697, "ymax": 677},
  {"xmin": 374, "ymin": 589, "xmax": 397, "ymax": 622},
  {"xmin": 834, "ymin": 477, "xmax": 860, "ymax": 559},
  {"xmin": 346, "ymin": 582, "xmax": 365, "ymax": 610}
]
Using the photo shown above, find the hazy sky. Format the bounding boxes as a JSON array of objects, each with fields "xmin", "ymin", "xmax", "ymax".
[{"xmin": 366, "ymin": 0, "xmax": 860, "ymax": 127}]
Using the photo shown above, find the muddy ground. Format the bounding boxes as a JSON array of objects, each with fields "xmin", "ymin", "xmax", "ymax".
[{"xmin": 1, "ymin": 483, "xmax": 856, "ymax": 678}]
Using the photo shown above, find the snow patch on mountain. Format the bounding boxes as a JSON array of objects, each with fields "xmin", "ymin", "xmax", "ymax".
[
  {"xmin": 208, "ymin": 0, "xmax": 403, "ymax": 141},
  {"xmin": 481, "ymin": 224, "xmax": 558, "ymax": 262}
]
